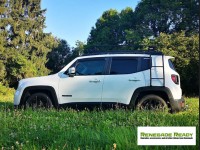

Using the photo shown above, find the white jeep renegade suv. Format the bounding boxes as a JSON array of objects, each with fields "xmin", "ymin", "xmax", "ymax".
[{"xmin": 14, "ymin": 51, "xmax": 185, "ymax": 112}]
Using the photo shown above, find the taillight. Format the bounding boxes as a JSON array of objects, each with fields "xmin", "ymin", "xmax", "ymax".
[{"xmin": 171, "ymin": 74, "xmax": 179, "ymax": 84}]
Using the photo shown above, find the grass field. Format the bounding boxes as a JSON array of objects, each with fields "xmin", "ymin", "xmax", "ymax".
[{"xmin": 0, "ymin": 95, "xmax": 199, "ymax": 150}]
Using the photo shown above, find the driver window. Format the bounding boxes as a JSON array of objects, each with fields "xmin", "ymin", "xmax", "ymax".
[{"xmin": 76, "ymin": 58, "xmax": 106, "ymax": 76}]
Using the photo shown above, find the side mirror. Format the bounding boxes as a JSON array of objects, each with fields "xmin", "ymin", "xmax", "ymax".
[{"xmin": 68, "ymin": 67, "xmax": 76, "ymax": 77}]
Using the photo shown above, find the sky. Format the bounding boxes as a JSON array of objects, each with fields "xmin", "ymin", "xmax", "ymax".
[{"xmin": 41, "ymin": 0, "xmax": 139, "ymax": 47}]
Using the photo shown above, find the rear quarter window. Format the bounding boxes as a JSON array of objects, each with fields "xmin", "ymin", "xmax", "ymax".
[{"xmin": 168, "ymin": 59, "xmax": 176, "ymax": 70}]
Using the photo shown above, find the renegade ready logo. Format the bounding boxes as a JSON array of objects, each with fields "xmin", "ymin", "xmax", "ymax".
[
  {"xmin": 140, "ymin": 132, "xmax": 193, "ymax": 139},
  {"xmin": 138, "ymin": 127, "xmax": 196, "ymax": 145}
]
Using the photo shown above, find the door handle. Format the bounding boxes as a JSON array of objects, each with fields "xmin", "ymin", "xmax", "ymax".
[
  {"xmin": 129, "ymin": 79, "xmax": 140, "ymax": 82},
  {"xmin": 89, "ymin": 79, "xmax": 101, "ymax": 83}
]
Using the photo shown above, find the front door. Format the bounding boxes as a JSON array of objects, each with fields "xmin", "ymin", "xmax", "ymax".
[{"xmin": 59, "ymin": 57, "xmax": 107, "ymax": 104}]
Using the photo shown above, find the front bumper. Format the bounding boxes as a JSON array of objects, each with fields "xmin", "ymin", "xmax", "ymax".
[
  {"xmin": 170, "ymin": 96, "xmax": 185, "ymax": 112},
  {"xmin": 14, "ymin": 90, "xmax": 23, "ymax": 106}
]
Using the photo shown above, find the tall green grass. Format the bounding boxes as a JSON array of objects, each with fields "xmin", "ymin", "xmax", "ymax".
[{"xmin": 0, "ymin": 97, "xmax": 199, "ymax": 150}]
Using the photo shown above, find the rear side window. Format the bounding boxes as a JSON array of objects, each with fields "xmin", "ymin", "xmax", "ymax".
[
  {"xmin": 140, "ymin": 57, "xmax": 150, "ymax": 71},
  {"xmin": 110, "ymin": 57, "xmax": 138, "ymax": 75},
  {"xmin": 168, "ymin": 59, "xmax": 176, "ymax": 70}
]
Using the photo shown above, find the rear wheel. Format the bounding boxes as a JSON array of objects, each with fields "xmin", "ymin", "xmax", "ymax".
[
  {"xmin": 136, "ymin": 95, "xmax": 168, "ymax": 111},
  {"xmin": 25, "ymin": 93, "xmax": 53, "ymax": 109}
]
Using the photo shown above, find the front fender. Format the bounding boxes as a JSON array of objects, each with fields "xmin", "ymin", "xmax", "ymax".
[{"xmin": 19, "ymin": 86, "xmax": 59, "ymax": 108}]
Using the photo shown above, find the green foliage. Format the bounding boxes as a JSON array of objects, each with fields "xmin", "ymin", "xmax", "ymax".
[
  {"xmin": 134, "ymin": 0, "xmax": 199, "ymax": 37},
  {"xmin": 0, "ymin": 60, "xmax": 6, "ymax": 81},
  {"xmin": 0, "ymin": 98, "xmax": 199, "ymax": 149},
  {"xmin": 86, "ymin": 8, "xmax": 136, "ymax": 51},
  {"xmin": 142, "ymin": 32, "xmax": 199, "ymax": 95},
  {"xmin": 0, "ymin": 0, "xmax": 57, "ymax": 87},
  {"xmin": 46, "ymin": 40, "xmax": 87, "ymax": 74},
  {"xmin": 0, "ymin": 83, "xmax": 7, "ymax": 95},
  {"xmin": 46, "ymin": 39, "xmax": 70, "ymax": 74},
  {"xmin": 0, "ymin": 83, "xmax": 14, "ymax": 96},
  {"xmin": 0, "ymin": 0, "xmax": 7, "ymax": 14},
  {"xmin": 72, "ymin": 40, "xmax": 85, "ymax": 56},
  {"xmin": 5, "ymin": 50, "xmax": 38, "ymax": 86},
  {"xmin": 86, "ymin": 9, "xmax": 120, "ymax": 51},
  {"xmin": 86, "ymin": 0, "xmax": 199, "ymax": 51}
]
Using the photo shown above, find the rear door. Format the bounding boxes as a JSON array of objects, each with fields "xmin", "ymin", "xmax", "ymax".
[{"xmin": 101, "ymin": 57, "xmax": 146, "ymax": 105}]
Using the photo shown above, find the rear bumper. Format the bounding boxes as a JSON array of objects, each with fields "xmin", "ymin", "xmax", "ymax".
[{"xmin": 170, "ymin": 96, "xmax": 185, "ymax": 112}]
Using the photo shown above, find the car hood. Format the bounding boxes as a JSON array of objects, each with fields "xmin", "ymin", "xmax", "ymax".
[{"xmin": 18, "ymin": 74, "xmax": 59, "ymax": 88}]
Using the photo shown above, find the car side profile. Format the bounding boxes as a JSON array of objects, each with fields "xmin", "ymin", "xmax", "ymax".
[{"xmin": 14, "ymin": 50, "xmax": 185, "ymax": 112}]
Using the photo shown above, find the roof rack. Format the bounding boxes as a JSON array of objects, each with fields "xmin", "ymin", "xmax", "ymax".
[
  {"xmin": 82, "ymin": 50, "xmax": 163, "ymax": 56},
  {"xmin": 83, "ymin": 48, "xmax": 163, "ymax": 56}
]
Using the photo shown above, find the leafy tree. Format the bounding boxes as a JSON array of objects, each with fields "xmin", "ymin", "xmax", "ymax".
[
  {"xmin": 86, "ymin": 9, "xmax": 120, "ymax": 51},
  {"xmin": 142, "ymin": 31, "xmax": 199, "ymax": 95},
  {"xmin": 71, "ymin": 40, "xmax": 85, "ymax": 56},
  {"xmin": 46, "ymin": 40, "xmax": 87, "ymax": 74},
  {"xmin": 46, "ymin": 39, "xmax": 71, "ymax": 74},
  {"xmin": 134, "ymin": 0, "xmax": 199, "ymax": 37},
  {"xmin": 0, "ymin": 0, "xmax": 57, "ymax": 87},
  {"xmin": 86, "ymin": 0, "xmax": 199, "ymax": 52},
  {"xmin": 0, "ymin": 0, "xmax": 9, "ymax": 84},
  {"xmin": 86, "ymin": 8, "xmax": 138, "ymax": 52},
  {"xmin": 5, "ymin": 49, "xmax": 37, "ymax": 86}
]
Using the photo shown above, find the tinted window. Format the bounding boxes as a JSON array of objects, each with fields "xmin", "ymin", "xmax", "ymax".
[
  {"xmin": 140, "ymin": 57, "xmax": 150, "ymax": 71},
  {"xmin": 76, "ymin": 58, "xmax": 106, "ymax": 76},
  {"xmin": 168, "ymin": 59, "xmax": 176, "ymax": 70},
  {"xmin": 110, "ymin": 57, "xmax": 138, "ymax": 75}
]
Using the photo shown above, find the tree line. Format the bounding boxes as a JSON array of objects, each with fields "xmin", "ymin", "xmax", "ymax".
[{"xmin": 0, "ymin": 0, "xmax": 199, "ymax": 96}]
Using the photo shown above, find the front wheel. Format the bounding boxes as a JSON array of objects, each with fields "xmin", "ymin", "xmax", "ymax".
[
  {"xmin": 25, "ymin": 93, "xmax": 53, "ymax": 109},
  {"xmin": 136, "ymin": 95, "xmax": 168, "ymax": 111}
]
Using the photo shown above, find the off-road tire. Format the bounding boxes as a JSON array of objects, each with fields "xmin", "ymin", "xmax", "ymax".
[
  {"xmin": 136, "ymin": 94, "xmax": 168, "ymax": 111},
  {"xmin": 25, "ymin": 93, "xmax": 53, "ymax": 109}
]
